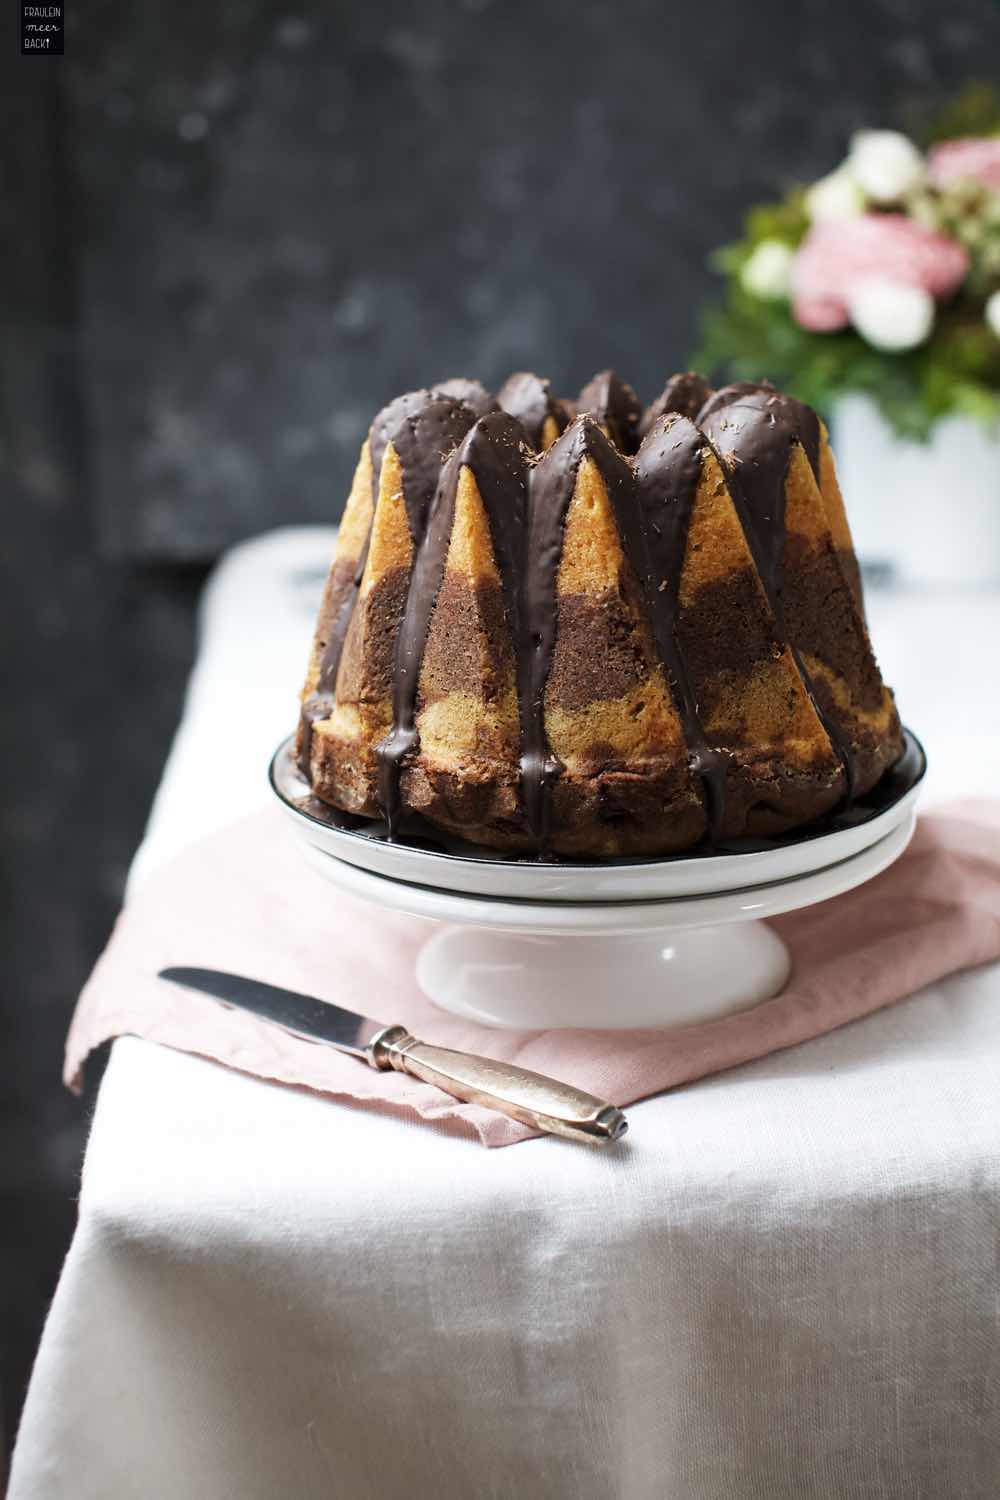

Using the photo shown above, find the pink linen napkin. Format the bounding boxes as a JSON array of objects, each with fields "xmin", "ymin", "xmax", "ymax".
[{"xmin": 66, "ymin": 801, "xmax": 1000, "ymax": 1146}]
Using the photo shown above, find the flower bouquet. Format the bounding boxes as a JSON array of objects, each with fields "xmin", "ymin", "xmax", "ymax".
[{"xmin": 695, "ymin": 92, "xmax": 1000, "ymax": 584}]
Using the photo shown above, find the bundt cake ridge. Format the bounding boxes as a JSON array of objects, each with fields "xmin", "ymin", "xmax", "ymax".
[{"xmin": 296, "ymin": 369, "xmax": 903, "ymax": 857}]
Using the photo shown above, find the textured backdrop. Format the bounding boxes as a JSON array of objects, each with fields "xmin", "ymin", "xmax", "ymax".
[
  {"xmin": 2, "ymin": 0, "xmax": 999, "ymax": 1455},
  {"xmin": 67, "ymin": 0, "xmax": 1000, "ymax": 558}
]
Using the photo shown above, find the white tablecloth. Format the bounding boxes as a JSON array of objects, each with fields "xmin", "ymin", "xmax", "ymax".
[{"xmin": 10, "ymin": 530, "xmax": 1000, "ymax": 1499}]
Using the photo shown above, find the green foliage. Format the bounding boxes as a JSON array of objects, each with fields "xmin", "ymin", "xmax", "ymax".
[
  {"xmin": 711, "ymin": 193, "xmax": 809, "ymax": 278},
  {"xmin": 693, "ymin": 91, "xmax": 1000, "ymax": 441},
  {"xmin": 692, "ymin": 286, "xmax": 1000, "ymax": 442},
  {"xmin": 745, "ymin": 193, "xmax": 810, "ymax": 249},
  {"xmin": 925, "ymin": 82, "xmax": 1000, "ymax": 146}
]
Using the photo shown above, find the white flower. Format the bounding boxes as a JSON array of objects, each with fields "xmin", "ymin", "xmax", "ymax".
[
  {"xmin": 847, "ymin": 130, "xmax": 925, "ymax": 203},
  {"xmin": 986, "ymin": 290, "xmax": 1000, "ymax": 338},
  {"xmin": 740, "ymin": 239, "xmax": 794, "ymax": 299},
  {"xmin": 805, "ymin": 167, "xmax": 866, "ymax": 222},
  {"xmin": 847, "ymin": 277, "xmax": 934, "ymax": 351}
]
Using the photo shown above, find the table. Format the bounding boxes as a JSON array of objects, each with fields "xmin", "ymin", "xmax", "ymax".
[{"xmin": 10, "ymin": 529, "xmax": 1000, "ymax": 1499}]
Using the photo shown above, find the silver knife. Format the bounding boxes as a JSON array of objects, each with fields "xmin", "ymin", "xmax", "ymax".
[{"xmin": 159, "ymin": 967, "xmax": 628, "ymax": 1145}]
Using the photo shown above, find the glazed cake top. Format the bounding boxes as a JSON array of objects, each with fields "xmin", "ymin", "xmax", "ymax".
[{"xmin": 303, "ymin": 370, "xmax": 859, "ymax": 849}]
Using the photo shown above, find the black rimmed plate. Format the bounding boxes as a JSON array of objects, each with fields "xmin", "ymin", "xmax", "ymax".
[{"xmin": 269, "ymin": 728, "xmax": 926, "ymax": 903}]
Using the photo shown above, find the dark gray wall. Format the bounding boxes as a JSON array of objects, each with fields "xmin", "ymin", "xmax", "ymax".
[
  {"xmin": 2, "ymin": 0, "xmax": 998, "ymax": 1454},
  {"xmin": 69, "ymin": 0, "xmax": 1000, "ymax": 560}
]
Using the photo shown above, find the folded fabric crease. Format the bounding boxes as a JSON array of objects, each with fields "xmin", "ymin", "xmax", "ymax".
[{"xmin": 65, "ymin": 800, "xmax": 1000, "ymax": 1146}]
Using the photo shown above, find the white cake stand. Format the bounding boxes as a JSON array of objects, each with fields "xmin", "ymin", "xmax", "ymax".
[{"xmin": 271, "ymin": 732, "xmax": 925, "ymax": 1030}]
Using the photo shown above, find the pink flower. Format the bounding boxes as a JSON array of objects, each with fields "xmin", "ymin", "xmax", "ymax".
[
  {"xmin": 927, "ymin": 136, "xmax": 1000, "ymax": 191},
  {"xmin": 791, "ymin": 213, "xmax": 969, "ymax": 331}
]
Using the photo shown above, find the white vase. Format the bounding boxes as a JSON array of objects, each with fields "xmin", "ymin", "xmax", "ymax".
[{"xmin": 833, "ymin": 394, "xmax": 1000, "ymax": 587}]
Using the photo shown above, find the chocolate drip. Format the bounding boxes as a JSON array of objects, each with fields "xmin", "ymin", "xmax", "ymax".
[
  {"xmin": 496, "ymin": 372, "xmax": 572, "ymax": 449},
  {"xmin": 355, "ymin": 387, "xmax": 478, "ymax": 583},
  {"xmin": 300, "ymin": 395, "xmax": 476, "ymax": 776},
  {"xmin": 576, "ymin": 370, "xmax": 643, "ymax": 454},
  {"xmin": 317, "ymin": 568, "xmax": 363, "ymax": 696},
  {"xmin": 313, "ymin": 394, "xmax": 476, "ymax": 701},
  {"xmin": 367, "ymin": 389, "xmax": 436, "ymax": 504},
  {"xmin": 391, "ymin": 398, "xmax": 480, "ymax": 542},
  {"xmin": 432, "ymin": 378, "xmax": 497, "ymax": 418},
  {"xmin": 525, "ymin": 414, "xmax": 730, "ymax": 848},
  {"xmin": 522, "ymin": 419, "xmax": 633, "ymax": 849},
  {"xmin": 698, "ymin": 383, "xmax": 856, "ymax": 798},
  {"xmin": 633, "ymin": 416, "xmax": 730, "ymax": 838},
  {"xmin": 639, "ymin": 372, "xmax": 714, "ymax": 439},
  {"xmin": 697, "ymin": 384, "xmax": 819, "ymax": 595},
  {"xmin": 376, "ymin": 412, "xmax": 529, "ymax": 835},
  {"xmin": 302, "ymin": 370, "xmax": 862, "ymax": 846},
  {"xmin": 297, "ymin": 691, "xmax": 334, "ymax": 778},
  {"xmin": 305, "ymin": 389, "xmax": 434, "ymax": 722}
]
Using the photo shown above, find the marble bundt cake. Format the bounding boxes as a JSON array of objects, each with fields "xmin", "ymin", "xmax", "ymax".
[{"xmin": 296, "ymin": 371, "xmax": 902, "ymax": 857}]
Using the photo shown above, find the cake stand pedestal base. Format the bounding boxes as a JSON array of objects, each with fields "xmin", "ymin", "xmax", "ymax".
[
  {"xmin": 274, "ymin": 728, "xmax": 926, "ymax": 1031},
  {"xmin": 415, "ymin": 921, "xmax": 790, "ymax": 1030},
  {"xmin": 299, "ymin": 811, "xmax": 914, "ymax": 1029}
]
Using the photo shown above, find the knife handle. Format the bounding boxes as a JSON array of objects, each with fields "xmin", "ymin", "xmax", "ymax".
[{"xmin": 366, "ymin": 1027, "xmax": 627, "ymax": 1145}]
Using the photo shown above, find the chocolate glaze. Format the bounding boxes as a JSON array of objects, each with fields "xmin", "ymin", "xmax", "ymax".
[
  {"xmin": 315, "ymin": 394, "xmax": 475, "ymax": 695},
  {"xmin": 288, "ymin": 728, "xmax": 923, "ymax": 862},
  {"xmin": 305, "ymin": 371, "xmax": 872, "ymax": 842},
  {"xmin": 496, "ymin": 372, "xmax": 572, "ymax": 449},
  {"xmin": 432, "ymin": 378, "xmax": 497, "ymax": 419},
  {"xmin": 306, "ymin": 389, "xmax": 433, "ymax": 725},
  {"xmin": 576, "ymin": 370, "xmax": 643, "ymax": 454},
  {"xmin": 525, "ymin": 414, "xmax": 734, "ymax": 848},
  {"xmin": 368, "ymin": 390, "xmax": 434, "ymax": 504},
  {"xmin": 639, "ymin": 372, "xmax": 714, "ymax": 438},
  {"xmin": 697, "ymin": 383, "xmax": 819, "ymax": 595},
  {"xmin": 698, "ymin": 382, "xmax": 856, "ymax": 798},
  {"xmin": 389, "ymin": 398, "xmax": 481, "ymax": 543},
  {"xmin": 300, "ymin": 393, "xmax": 476, "ymax": 774},
  {"xmin": 633, "ymin": 416, "xmax": 730, "ymax": 837},
  {"xmin": 376, "ymin": 412, "xmax": 529, "ymax": 835},
  {"xmin": 297, "ymin": 690, "xmax": 334, "ymax": 778},
  {"xmin": 523, "ymin": 417, "xmax": 654, "ymax": 849},
  {"xmin": 355, "ymin": 388, "xmax": 479, "ymax": 584}
]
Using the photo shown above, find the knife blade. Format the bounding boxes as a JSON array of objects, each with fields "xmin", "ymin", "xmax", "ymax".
[
  {"xmin": 160, "ymin": 966, "xmax": 383, "ymax": 1056},
  {"xmin": 159, "ymin": 966, "xmax": 627, "ymax": 1145}
]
